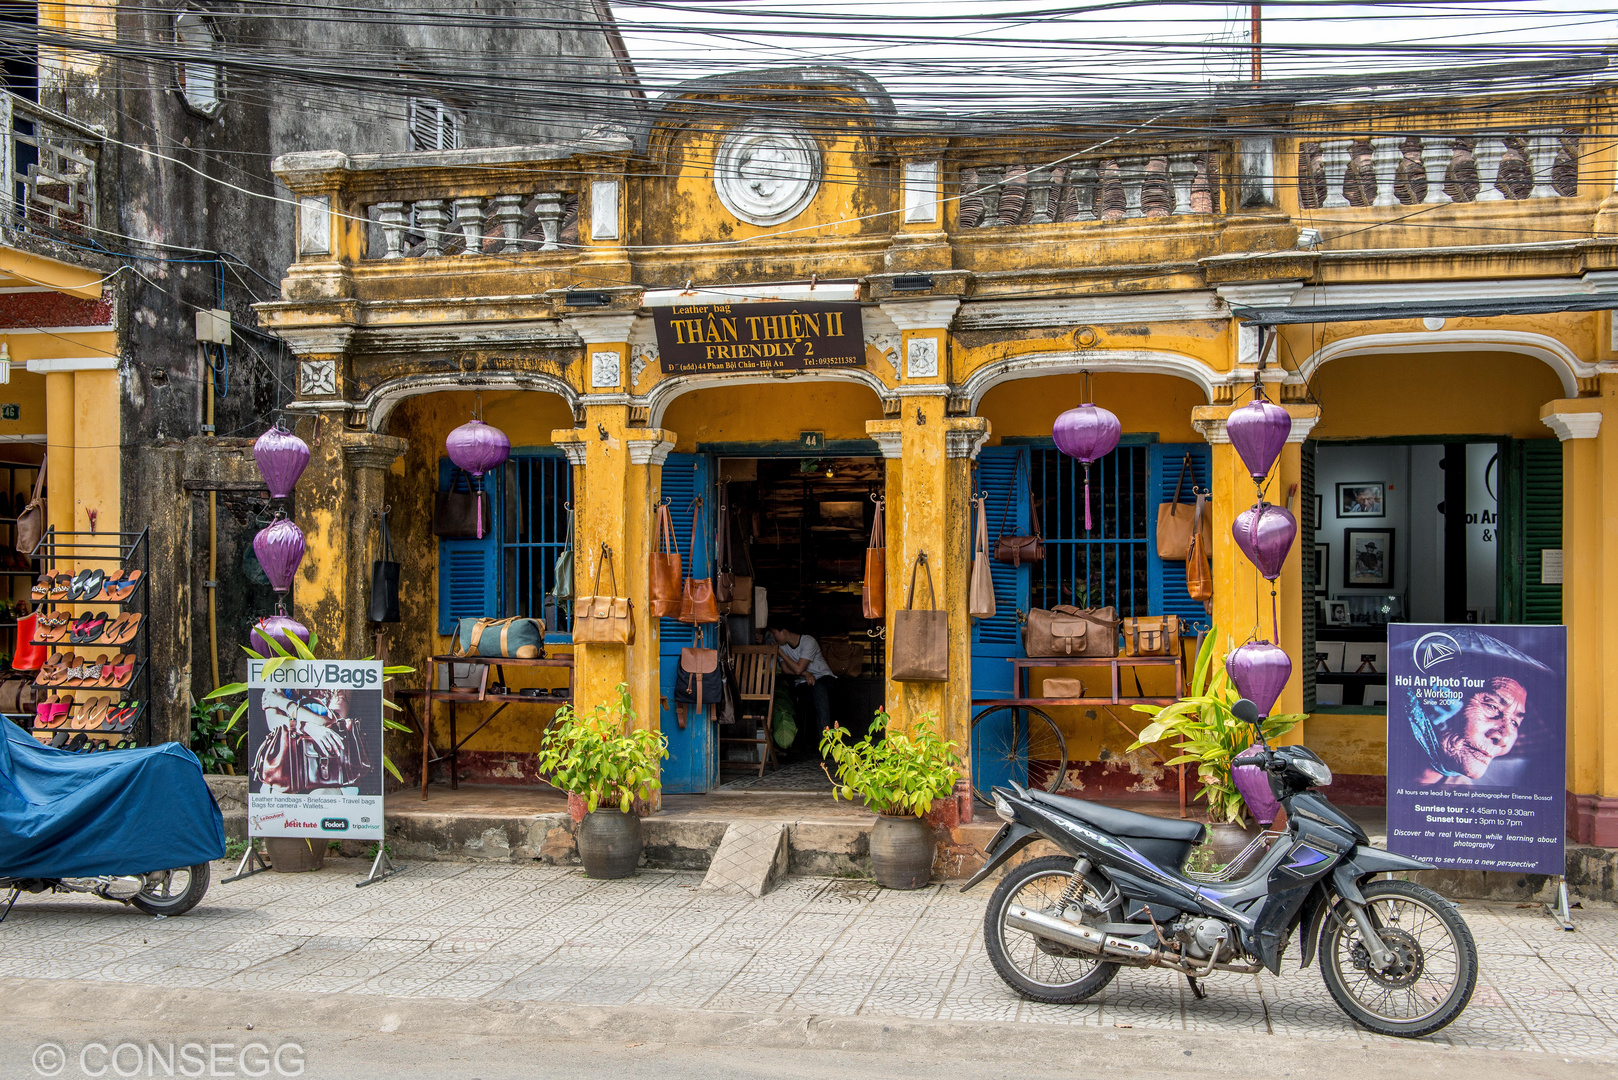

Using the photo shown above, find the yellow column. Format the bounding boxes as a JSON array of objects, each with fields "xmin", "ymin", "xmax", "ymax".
[
  {"xmin": 73, "ymin": 369, "xmax": 121, "ymax": 541},
  {"xmin": 1541, "ymin": 394, "xmax": 1613, "ymax": 844},
  {"xmin": 44, "ymin": 372, "xmax": 75, "ymax": 544},
  {"xmin": 1194, "ymin": 402, "xmax": 1320, "ymax": 733}
]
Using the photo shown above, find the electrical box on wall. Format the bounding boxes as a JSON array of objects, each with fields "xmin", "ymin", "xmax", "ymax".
[{"xmin": 195, "ymin": 308, "xmax": 231, "ymax": 345}]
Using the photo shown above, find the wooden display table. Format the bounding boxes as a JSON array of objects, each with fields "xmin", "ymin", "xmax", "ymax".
[{"xmin": 399, "ymin": 654, "xmax": 574, "ymax": 800}]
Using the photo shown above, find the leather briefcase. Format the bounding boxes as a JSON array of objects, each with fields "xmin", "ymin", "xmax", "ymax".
[{"xmin": 1121, "ymin": 615, "xmax": 1179, "ymax": 657}]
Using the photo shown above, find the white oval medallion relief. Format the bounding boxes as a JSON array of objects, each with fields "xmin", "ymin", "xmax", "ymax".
[{"xmin": 714, "ymin": 123, "xmax": 821, "ymax": 226}]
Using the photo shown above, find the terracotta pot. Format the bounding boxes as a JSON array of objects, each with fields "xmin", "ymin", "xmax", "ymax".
[
  {"xmin": 264, "ymin": 837, "xmax": 326, "ymax": 873},
  {"xmin": 577, "ymin": 809, "xmax": 642, "ymax": 879},
  {"xmin": 869, "ymin": 814, "xmax": 935, "ymax": 890}
]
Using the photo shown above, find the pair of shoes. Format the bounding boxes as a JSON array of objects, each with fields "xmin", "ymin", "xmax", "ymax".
[
  {"xmin": 66, "ymin": 696, "xmax": 111, "ymax": 730},
  {"xmin": 68, "ymin": 614, "xmax": 107, "ymax": 644},
  {"xmin": 103, "ymin": 570, "xmax": 144, "ymax": 602},
  {"xmin": 106, "ymin": 701, "xmax": 139, "ymax": 733},
  {"xmin": 33, "ymin": 613, "xmax": 70, "ymax": 644},
  {"xmin": 33, "ymin": 693, "xmax": 73, "ymax": 729},
  {"xmin": 99, "ymin": 653, "xmax": 136, "ymax": 688},
  {"xmin": 102, "ymin": 613, "xmax": 142, "ymax": 646},
  {"xmin": 66, "ymin": 568, "xmax": 107, "ymax": 601}
]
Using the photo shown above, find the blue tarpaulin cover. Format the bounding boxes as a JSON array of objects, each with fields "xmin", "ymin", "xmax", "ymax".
[{"xmin": 0, "ymin": 720, "xmax": 225, "ymax": 878}]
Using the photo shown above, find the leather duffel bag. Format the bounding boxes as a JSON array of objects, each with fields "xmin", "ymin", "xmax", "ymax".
[
  {"xmin": 460, "ymin": 616, "xmax": 545, "ymax": 659},
  {"xmin": 1025, "ymin": 605, "xmax": 1118, "ymax": 658}
]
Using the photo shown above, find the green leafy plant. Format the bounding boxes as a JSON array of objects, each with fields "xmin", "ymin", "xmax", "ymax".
[
  {"xmin": 1129, "ymin": 628, "xmax": 1304, "ymax": 825},
  {"xmin": 203, "ymin": 627, "xmax": 416, "ymax": 782},
  {"xmin": 821, "ymin": 711, "xmax": 962, "ymax": 818},
  {"xmin": 536, "ymin": 683, "xmax": 668, "ymax": 814},
  {"xmin": 189, "ymin": 699, "xmax": 241, "ymax": 773}
]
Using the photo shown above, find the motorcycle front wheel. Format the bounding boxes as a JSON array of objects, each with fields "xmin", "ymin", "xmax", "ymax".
[
  {"xmin": 130, "ymin": 863, "xmax": 211, "ymax": 917},
  {"xmin": 983, "ymin": 855, "xmax": 1120, "ymax": 1004},
  {"xmin": 1319, "ymin": 878, "xmax": 1477, "ymax": 1038}
]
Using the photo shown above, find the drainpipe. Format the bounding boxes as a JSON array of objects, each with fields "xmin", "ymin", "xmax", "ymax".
[{"xmin": 206, "ymin": 348, "xmax": 220, "ymax": 690}]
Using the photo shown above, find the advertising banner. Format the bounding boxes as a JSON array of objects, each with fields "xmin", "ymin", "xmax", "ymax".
[
  {"xmin": 651, "ymin": 300, "xmax": 865, "ymax": 375},
  {"xmin": 245, "ymin": 659, "xmax": 384, "ymax": 841},
  {"xmin": 1387, "ymin": 624, "xmax": 1565, "ymax": 875}
]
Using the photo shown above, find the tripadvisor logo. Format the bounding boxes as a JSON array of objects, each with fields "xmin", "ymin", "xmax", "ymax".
[{"xmin": 321, "ymin": 818, "xmax": 349, "ymax": 831}]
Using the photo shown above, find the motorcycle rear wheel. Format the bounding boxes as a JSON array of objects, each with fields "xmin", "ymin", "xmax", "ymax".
[
  {"xmin": 1319, "ymin": 879, "xmax": 1477, "ymax": 1038},
  {"xmin": 983, "ymin": 855, "xmax": 1120, "ymax": 1004},
  {"xmin": 130, "ymin": 863, "xmax": 210, "ymax": 917}
]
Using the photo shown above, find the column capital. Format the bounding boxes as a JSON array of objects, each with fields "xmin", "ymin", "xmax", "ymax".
[
  {"xmin": 944, "ymin": 417, "xmax": 992, "ymax": 459},
  {"xmin": 340, "ymin": 433, "xmax": 407, "ymax": 472},
  {"xmin": 550, "ymin": 428, "xmax": 590, "ymax": 465},
  {"xmin": 877, "ymin": 297, "xmax": 960, "ymax": 332},
  {"xmin": 561, "ymin": 310, "xmax": 640, "ymax": 345},
  {"xmin": 625, "ymin": 431, "xmax": 677, "ymax": 466},
  {"xmin": 1540, "ymin": 401, "xmax": 1603, "ymax": 441},
  {"xmin": 864, "ymin": 419, "xmax": 904, "ymax": 459}
]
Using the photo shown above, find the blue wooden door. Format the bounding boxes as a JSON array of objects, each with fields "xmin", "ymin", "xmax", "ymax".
[
  {"xmin": 970, "ymin": 446, "xmax": 1032, "ymax": 791},
  {"xmin": 1146, "ymin": 443, "xmax": 1212, "ymax": 635},
  {"xmin": 658, "ymin": 453, "xmax": 718, "ymax": 794}
]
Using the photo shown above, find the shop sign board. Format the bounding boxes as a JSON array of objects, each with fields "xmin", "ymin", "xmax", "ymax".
[
  {"xmin": 245, "ymin": 659, "xmax": 385, "ymax": 840},
  {"xmin": 1386, "ymin": 624, "xmax": 1565, "ymax": 875},
  {"xmin": 652, "ymin": 300, "xmax": 864, "ymax": 375}
]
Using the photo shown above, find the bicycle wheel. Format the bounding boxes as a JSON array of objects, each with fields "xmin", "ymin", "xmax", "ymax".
[{"xmin": 970, "ymin": 703, "xmax": 1067, "ymax": 804}]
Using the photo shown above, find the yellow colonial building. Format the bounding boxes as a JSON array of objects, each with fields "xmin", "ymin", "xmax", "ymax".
[{"xmin": 258, "ymin": 66, "xmax": 1618, "ymax": 845}]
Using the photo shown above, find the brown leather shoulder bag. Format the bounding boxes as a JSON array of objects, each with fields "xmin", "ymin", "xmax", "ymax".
[{"xmin": 994, "ymin": 458, "xmax": 1044, "ymax": 566}]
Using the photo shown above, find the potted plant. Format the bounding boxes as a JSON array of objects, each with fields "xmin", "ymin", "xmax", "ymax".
[
  {"xmin": 1129, "ymin": 629, "xmax": 1304, "ymax": 848},
  {"xmin": 821, "ymin": 712, "xmax": 962, "ymax": 890},
  {"xmin": 536, "ymin": 684, "xmax": 668, "ymax": 879}
]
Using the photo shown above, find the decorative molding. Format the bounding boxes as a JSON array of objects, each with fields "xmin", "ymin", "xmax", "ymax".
[
  {"xmin": 641, "ymin": 367, "xmax": 896, "ymax": 427},
  {"xmin": 24, "ymin": 357, "xmax": 118, "ymax": 373},
  {"xmin": 959, "ymin": 348, "xmax": 1217, "ymax": 412},
  {"xmin": 298, "ymin": 195, "xmax": 331, "ymax": 256},
  {"xmin": 341, "ymin": 434, "xmax": 408, "ymax": 471},
  {"xmin": 905, "ymin": 336, "xmax": 939, "ymax": 379},
  {"xmin": 359, "ymin": 371, "xmax": 580, "ymax": 433},
  {"xmin": 275, "ymin": 326, "xmax": 354, "ymax": 357},
  {"xmin": 1287, "ymin": 415, "xmax": 1320, "ymax": 443},
  {"xmin": 1216, "ymin": 280, "xmax": 1303, "ymax": 310},
  {"xmin": 1541, "ymin": 410, "xmax": 1602, "ymax": 441},
  {"xmin": 556, "ymin": 439, "xmax": 589, "ymax": 466},
  {"xmin": 945, "ymin": 426, "xmax": 992, "ymax": 459},
  {"xmin": 590, "ymin": 349, "xmax": 622, "ymax": 390},
  {"xmin": 642, "ymin": 282, "xmax": 860, "ymax": 306},
  {"xmin": 1192, "ymin": 418, "xmax": 1229, "ymax": 444},
  {"xmin": 879, "ymin": 298, "xmax": 960, "ymax": 332},
  {"xmin": 626, "ymin": 435, "xmax": 677, "ymax": 466},
  {"xmin": 590, "ymin": 180, "xmax": 620, "ymax": 241},
  {"xmin": 902, "ymin": 160, "xmax": 939, "ymax": 224},
  {"xmin": 869, "ymin": 429, "xmax": 903, "ymax": 459},
  {"xmin": 714, "ymin": 122, "xmax": 822, "ymax": 226},
  {"xmin": 630, "ymin": 342, "xmax": 657, "ymax": 386},
  {"xmin": 1294, "ymin": 329, "xmax": 1590, "ymax": 398},
  {"xmin": 957, "ymin": 291, "xmax": 1223, "ymax": 331},
  {"xmin": 562, "ymin": 311, "xmax": 639, "ymax": 345},
  {"xmin": 298, "ymin": 359, "xmax": 338, "ymax": 396}
]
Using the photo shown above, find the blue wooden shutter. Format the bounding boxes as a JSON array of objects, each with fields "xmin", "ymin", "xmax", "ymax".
[
  {"xmin": 971, "ymin": 446, "xmax": 1030, "ymax": 701},
  {"xmin": 1147, "ymin": 443, "xmax": 1210, "ymax": 634},
  {"xmin": 659, "ymin": 453, "xmax": 716, "ymax": 794},
  {"xmin": 1521, "ymin": 440, "xmax": 1563, "ymax": 625},
  {"xmin": 436, "ymin": 459, "xmax": 502, "ymax": 634}
]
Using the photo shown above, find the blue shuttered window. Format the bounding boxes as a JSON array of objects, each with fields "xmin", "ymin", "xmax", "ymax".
[
  {"xmin": 971, "ymin": 446, "xmax": 1029, "ymax": 701},
  {"xmin": 1146, "ymin": 443, "xmax": 1211, "ymax": 634},
  {"xmin": 1521, "ymin": 440, "xmax": 1563, "ymax": 625},
  {"xmin": 1033, "ymin": 445, "xmax": 1150, "ymax": 615},
  {"xmin": 437, "ymin": 460, "xmax": 502, "ymax": 634},
  {"xmin": 659, "ymin": 453, "xmax": 715, "ymax": 794}
]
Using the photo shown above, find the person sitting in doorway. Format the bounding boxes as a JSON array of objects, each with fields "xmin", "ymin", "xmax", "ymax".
[{"xmin": 768, "ymin": 625, "xmax": 836, "ymax": 749}]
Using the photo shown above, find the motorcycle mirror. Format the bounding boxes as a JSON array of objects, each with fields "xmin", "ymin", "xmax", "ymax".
[{"xmin": 1232, "ymin": 697, "xmax": 1269, "ymax": 748}]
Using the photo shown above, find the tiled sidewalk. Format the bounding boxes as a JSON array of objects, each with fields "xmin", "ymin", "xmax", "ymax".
[{"xmin": 2, "ymin": 860, "xmax": 1613, "ymax": 1058}]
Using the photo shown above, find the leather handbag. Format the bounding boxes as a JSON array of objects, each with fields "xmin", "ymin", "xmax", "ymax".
[
  {"xmin": 12, "ymin": 612, "xmax": 45, "ymax": 671},
  {"xmin": 673, "ymin": 646, "xmax": 723, "ymax": 728},
  {"xmin": 1155, "ymin": 453, "xmax": 1197, "ymax": 560},
  {"xmin": 15, "ymin": 455, "xmax": 45, "ymax": 555},
  {"xmin": 1122, "ymin": 615, "xmax": 1180, "ymax": 657},
  {"xmin": 463, "ymin": 616, "xmax": 545, "ymax": 659},
  {"xmin": 861, "ymin": 498, "xmax": 886, "ymax": 620},
  {"xmin": 969, "ymin": 494, "xmax": 996, "ymax": 620},
  {"xmin": 368, "ymin": 510, "xmax": 401, "ymax": 623},
  {"xmin": 251, "ymin": 713, "xmax": 371, "ymax": 794},
  {"xmin": 1025, "ymin": 605, "xmax": 1119, "ymax": 658},
  {"xmin": 1186, "ymin": 494, "xmax": 1214, "ymax": 603},
  {"xmin": 891, "ymin": 554, "xmax": 948, "ymax": 682},
  {"xmin": 679, "ymin": 498, "xmax": 719, "ymax": 625},
  {"xmin": 432, "ymin": 469, "xmax": 485, "ymax": 539},
  {"xmin": 1041, "ymin": 678, "xmax": 1085, "ymax": 698},
  {"xmin": 650, "ymin": 502, "xmax": 683, "ymax": 618},
  {"xmin": 994, "ymin": 457, "xmax": 1044, "ymax": 567},
  {"xmin": 552, "ymin": 504, "xmax": 574, "ymax": 603},
  {"xmin": 574, "ymin": 545, "xmax": 635, "ymax": 645}
]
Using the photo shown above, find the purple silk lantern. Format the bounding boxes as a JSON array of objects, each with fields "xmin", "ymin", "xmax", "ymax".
[
  {"xmin": 1053, "ymin": 402, "xmax": 1121, "ymax": 530},
  {"xmin": 1226, "ymin": 640, "xmax": 1292, "ymax": 717},
  {"xmin": 1226, "ymin": 393, "xmax": 1291, "ymax": 486},
  {"xmin": 253, "ymin": 515, "xmax": 306, "ymax": 595},
  {"xmin": 1233, "ymin": 756, "xmax": 1282, "ymax": 826},
  {"xmin": 253, "ymin": 421, "xmax": 310, "ymax": 500},
  {"xmin": 1231, "ymin": 502, "xmax": 1296, "ymax": 581},
  {"xmin": 446, "ymin": 414, "xmax": 511, "ymax": 539},
  {"xmin": 251, "ymin": 613, "xmax": 310, "ymax": 657}
]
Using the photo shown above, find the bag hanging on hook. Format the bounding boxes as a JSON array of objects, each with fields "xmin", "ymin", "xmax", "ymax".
[
  {"xmin": 368, "ymin": 508, "xmax": 401, "ymax": 623},
  {"xmin": 861, "ymin": 494, "xmax": 886, "ymax": 620},
  {"xmin": 1186, "ymin": 492, "xmax": 1214, "ymax": 603},
  {"xmin": 969, "ymin": 494, "xmax": 996, "ymax": 620},
  {"xmin": 891, "ymin": 554, "xmax": 948, "ymax": 682},
  {"xmin": 650, "ymin": 500, "xmax": 683, "ymax": 617},
  {"xmin": 552, "ymin": 503, "xmax": 575, "ymax": 603},
  {"xmin": 994, "ymin": 455, "xmax": 1045, "ymax": 567}
]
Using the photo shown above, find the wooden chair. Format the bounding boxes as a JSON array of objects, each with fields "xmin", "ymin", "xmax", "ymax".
[{"xmin": 722, "ymin": 645, "xmax": 779, "ymax": 778}]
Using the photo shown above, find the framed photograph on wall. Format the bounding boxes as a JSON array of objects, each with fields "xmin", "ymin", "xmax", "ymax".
[
  {"xmin": 1314, "ymin": 493, "xmax": 1324, "ymax": 531},
  {"xmin": 1337, "ymin": 482, "xmax": 1385, "ymax": 518},
  {"xmin": 1325, "ymin": 601, "xmax": 1349, "ymax": 626},
  {"xmin": 1344, "ymin": 528, "xmax": 1395, "ymax": 589},
  {"xmin": 1314, "ymin": 544, "xmax": 1328, "ymax": 595}
]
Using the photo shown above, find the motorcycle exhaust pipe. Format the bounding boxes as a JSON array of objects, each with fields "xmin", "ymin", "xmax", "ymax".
[{"xmin": 1006, "ymin": 906, "xmax": 1156, "ymax": 962}]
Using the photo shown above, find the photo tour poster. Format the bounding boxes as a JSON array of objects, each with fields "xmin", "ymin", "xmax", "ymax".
[
  {"xmin": 246, "ymin": 659, "xmax": 385, "ymax": 841},
  {"xmin": 1387, "ymin": 624, "xmax": 1565, "ymax": 875}
]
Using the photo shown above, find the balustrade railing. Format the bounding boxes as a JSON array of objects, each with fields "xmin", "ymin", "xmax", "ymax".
[
  {"xmin": 1, "ymin": 92, "xmax": 100, "ymax": 237},
  {"xmin": 365, "ymin": 190, "xmax": 579, "ymax": 259},
  {"xmin": 957, "ymin": 151, "xmax": 1222, "ymax": 228},
  {"xmin": 1297, "ymin": 130, "xmax": 1580, "ymax": 209}
]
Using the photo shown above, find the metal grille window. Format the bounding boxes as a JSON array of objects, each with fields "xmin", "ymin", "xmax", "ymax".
[
  {"xmin": 504, "ymin": 453, "xmax": 572, "ymax": 634},
  {"xmin": 1030, "ymin": 445, "xmax": 1150, "ymax": 616}
]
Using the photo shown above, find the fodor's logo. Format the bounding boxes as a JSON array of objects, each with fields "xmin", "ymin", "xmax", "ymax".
[
  {"xmin": 1412, "ymin": 632, "xmax": 1461, "ymax": 674},
  {"xmin": 321, "ymin": 818, "xmax": 349, "ymax": 832}
]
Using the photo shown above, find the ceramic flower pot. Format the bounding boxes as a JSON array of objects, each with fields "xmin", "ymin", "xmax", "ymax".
[
  {"xmin": 869, "ymin": 814, "xmax": 935, "ymax": 890},
  {"xmin": 577, "ymin": 809, "xmax": 642, "ymax": 879},
  {"xmin": 264, "ymin": 837, "xmax": 326, "ymax": 873}
]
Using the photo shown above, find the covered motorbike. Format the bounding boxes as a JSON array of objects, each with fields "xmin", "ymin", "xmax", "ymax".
[{"xmin": 0, "ymin": 718, "xmax": 225, "ymax": 920}]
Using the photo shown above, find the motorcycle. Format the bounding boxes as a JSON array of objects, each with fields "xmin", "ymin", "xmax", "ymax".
[
  {"xmin": 965, "ymin": 698, "xmax": 1478, "ymax": 1038},
  {"xmin": 1, "ymin": 865, "xmax": 211, "ymax": 922}
]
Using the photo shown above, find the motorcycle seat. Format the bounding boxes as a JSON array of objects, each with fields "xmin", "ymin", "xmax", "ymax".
[{"xmin": 1026, "ymin": 790, "xmax": 1208, "ymax": 845}]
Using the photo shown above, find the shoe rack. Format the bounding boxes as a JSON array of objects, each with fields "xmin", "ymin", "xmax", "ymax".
[
  {"xmin": 0, "ymin": 461, "xmax": 43, "ymax": 687},
  {"xmin": 27, "ymin": 527, "xmax": 151, "ymax": 752}
]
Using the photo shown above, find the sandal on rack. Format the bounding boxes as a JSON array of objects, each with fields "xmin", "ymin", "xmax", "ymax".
[
  {"xmin": 105, "ymin": 570, "xmax": 144, "ymax": 601},
  {"xmin": 106, "ymin": 613, "xmax": 143, "ymax": 646},
  {"xmin": 34, "ymin": 653, "xmax": 75, "ymax": 688},
  {"xmin": 72, "ymin": 656, "xmax": 108, "ymax": 689},
  {"xmin": 46, "ymin": 574, "xmax": 71, "ymax": 602},
  {"xmin": 34, "ymin": 613, "xmax": 69, "ymax": 644},
  {"xmin": 69, "ymin": 615, "xmax": 106, "ymax": 645},
  {"xmin": 77, "ymin": 568, "xmax": 107, "ymax": 602},
  {"xmin": 30, "ymin": 574, "xmax": 51, "ymax": 601},
  {"xmin": 103, "ymin": 654, "xmax": 135, "ymax": 689}
]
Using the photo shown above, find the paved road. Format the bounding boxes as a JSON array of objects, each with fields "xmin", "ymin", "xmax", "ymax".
[{"xmin": 0, "ymin": 858, "xmax": 1613, "ymax": 1078}]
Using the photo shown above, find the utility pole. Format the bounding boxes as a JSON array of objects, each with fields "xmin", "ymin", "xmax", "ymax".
[{"xmin": 1250, "ymin": 3, "xmax": 1262, "ymax": 85}]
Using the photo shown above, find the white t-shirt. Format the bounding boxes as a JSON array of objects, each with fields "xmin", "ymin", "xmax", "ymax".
[{"xmin": 778, "ymin": 634, "xmax": 834, "ymax": 682}]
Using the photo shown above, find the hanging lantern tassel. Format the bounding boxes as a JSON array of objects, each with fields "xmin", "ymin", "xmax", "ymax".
[{"xmin": 1082, "ymin": 462, "xmax": 1093, "ymax": 531}]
